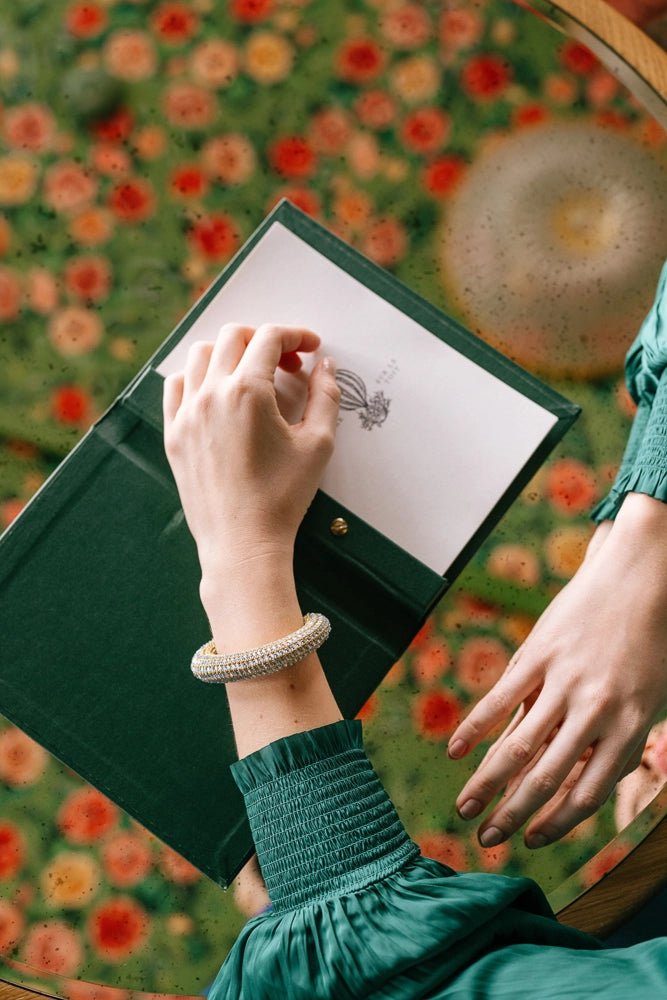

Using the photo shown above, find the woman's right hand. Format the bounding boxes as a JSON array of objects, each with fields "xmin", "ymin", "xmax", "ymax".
[{"xmin": 162, "ymin": 322, "xmax": 340, "ymax": 582}]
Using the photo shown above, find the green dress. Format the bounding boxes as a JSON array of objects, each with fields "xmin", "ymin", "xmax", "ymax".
[
  {"xmin": 209, "ymin": 266, "xmax": 667, "ymax": 998},
  {"xmin": 208, "ymin": 720, "xmax": 667, "ymax": 999}
]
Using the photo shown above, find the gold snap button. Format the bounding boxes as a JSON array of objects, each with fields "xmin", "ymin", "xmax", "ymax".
[{"xmin": 330, "ymin": 517, "xmax": 349, "ymax": 536}]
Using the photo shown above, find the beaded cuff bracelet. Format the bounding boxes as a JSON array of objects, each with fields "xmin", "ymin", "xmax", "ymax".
[{"xmin": 191, "ymin": 612, "xmax": 331, "ymax": 683}]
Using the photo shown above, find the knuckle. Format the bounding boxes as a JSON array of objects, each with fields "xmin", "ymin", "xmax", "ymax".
[
  {"xmin": 571, "ymin": 782, "xmax": 608, "ymax": 815},
  {"xmin": 527, "ymin": 768, "xmax": 559, "ymax": 799},
  {"xmin": 506, "ymin": 735, "xmax": 533, "ymax": 764}
]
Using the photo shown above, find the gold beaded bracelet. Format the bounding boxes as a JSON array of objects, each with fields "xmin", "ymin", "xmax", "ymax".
[{"xmin": 190, "ymin": 612, "xmax": 331, "ymax": 683}]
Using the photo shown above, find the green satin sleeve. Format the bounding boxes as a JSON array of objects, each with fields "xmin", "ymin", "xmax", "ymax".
[
  {"xmin": 210, "ymin": 721, "xmax": 667, "ymax": 1000},
  {"xmin": 593, "ymin": 261, "xmax": 667, "ymax": 522}
]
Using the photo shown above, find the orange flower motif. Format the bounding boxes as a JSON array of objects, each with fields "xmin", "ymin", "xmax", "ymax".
[
  {"xmin": 188, "ymin": 214, "xmax": 239, "ymax": 261},
  {"xmin": 439, "ymin": 9, "xmax": 483, "ymax": 52},
  {"xmin": 400, "ymin": 106, "xmax": 450, "ymax": 154},
  {"xmin": 108, "ymin": 178, "xmax": 155, "ymax": 223},
  {"xmin": 0, "ymin": 821, "xmax": 26, "ymax": 880},
  {"xmin": 0, "ymin": 899, "xmax": 24, "ymax": 955},
  {"xmin": 102, "ymin": 832, "xmax": 153, "ymax": 888},
  {"xmin": 68, "ymin": 207, "xmax": 114, "ymax": 247},
  {"xmin": 411, "ymin": 638, "xmax": 452, "ymax": 687},
  {"xmin": 64, "ymin": 254, "xmax": 112, "ymax": 302},
  {"xmin": 545, "ymin": 457, "xmax": 598, "ymax": 516},
  {"xmin": 159, "ymin": 845, "xmax": 201, "ymax": 884},
  {"xmin": 0, "ymin": 155, "xmax": 39, "ymax": 206},
  {"xmin": 416, "ymin": 831, "xmax": 467, "ymax": 871},
  {"xmin": 421, "ymin": 155, "xmax": 465, "ymax": 198},
  {"xmin": 90, "ymin": 144, "xmax": 132, "ymax": 177},
  {"xmin": 244, "ymin": 31, "xmax": 294, "ymax": 85},
  {"xmin": 460, "ymin": 53, "xmax": 512, "ymax": 101},
  {"xmin": 65, "ymin": 1, "xmax": 108, "ymax": 38},
  {"xmin": 380, "ymin": 5, "xmax": 431, "ymax": 50},
  {"xmin": 103, "ymin": 30, "xmax": 158, "ymax": 82},
  {"xmin": 513, "ymin": 102, "xmax": 550, "ymax": 128},
  {"xmin": 332, "ymin": 188, "xmax": 372, "ymax": 231},
  {"xmin": 190, "ymin": 39, "xmax": 239, "ymax": 88},
  {"xmin": 336, "ymin": 38, "xmax": 387, "ymax": 85},
  {"xmin": 456, "ymin": 636, "xmax": 508, "ymax": 695},
  {"xmin": 169, "ymin": 163, "xmax": 209, "ymax": 200},
  {"xmin": 0, "ymin": 727, "xmax": 48, "ymax": 787},
  {"xmin": 412, "ymin": 690, "xmax": 463, "ymax": 741},
  {"xmin": 3, "ymin": 102, "xmax": 57, "ymax": 153},
  {"xmin": 390, "ymin": 55, "xmax": 440, "ymax": 104},
  {"xmin": 163, "ymin": 81, "xmax": 217, "ymax": 128},
  {"xmin": 362, "ymin": 217, "xmax": 408, "ymax": 268},
  {"xmin": 308, "ymin": 107, "xmax": 353, "ymax": 156},
  {"xmin": 57, "ymin": 787, "xmax": 119, "ymax": 844},
  {"xmin": 43, "ymin": 161, "xmax": 97, "ymax": 215},
  {"xmin": 150, "ymin": 2, "xmax": 199, "ymax": 45},
  {"xmin": 42, "ymin": 852, "xmax": 101, "ymax": 908},
  {"xmin": 49, "ymin": 306, "xmax": 103, "ymax": 356},
  {"xmin": 23, "ymin": 920, "xmax": 84, "ymax": 976},
  {"xmin": 486, "ymin": 543, "xmax": 541, "ymax": 587},
  {"xmin": 0, "ymin": 266, "xmax": 21, "ymax": 321},
  {"xmin": 544, "ymin": 73, "xmax": 578, "ymax": 105},
  {"xmin": 201, "ymin": 134, "xmax": 256, "ymax": 185},
  {"xmin": 268, "ymin": 134, "xmax": 316, "ymax": 179},
  {"xmin": 354, "ymin": 89, "xmax": 396, "ymax": 130},
  {"xmin": 133, "ymin": 125, "xmax": 168, "ymax": 161},
  {"xmin": 560, "ymin": 40, "xmax": 598, "ymax": 76},
  {"xmin": 0, "ymin": 500, "xmax": 26, "ymax": 527},
  {"xmin": 543, "ymin": 525, "xmax": 594, "ymax": 580},
  {"xmin": 346, "ymin": 131, "xmax": 380, "ymax": 179}
]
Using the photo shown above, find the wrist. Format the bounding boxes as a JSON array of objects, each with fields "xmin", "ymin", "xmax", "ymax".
[
  {"xmin": 199, "ymin": 551, "xmax": 303, "ymax": 655},
  {"xmin": 613, "ymin": 492, "xmax": 667, "ymax": 540}
]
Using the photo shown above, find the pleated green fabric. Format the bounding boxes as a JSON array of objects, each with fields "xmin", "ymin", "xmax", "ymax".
[
  {"xmin": 208, "ymin": 721, "xmax": 667, "ymax": 999},
  {"xmin": 593, "ymin": 260, "xmax": 667, "ymax": 521}
]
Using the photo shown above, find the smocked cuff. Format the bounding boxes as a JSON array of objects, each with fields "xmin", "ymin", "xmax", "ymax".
[
  {"xmin": 591, "ymin": 398, "xmax": 650, "ymax": 522},
  {"xmin": 231, "ymin": 720, "xmax": 419, "ymax": 913}
]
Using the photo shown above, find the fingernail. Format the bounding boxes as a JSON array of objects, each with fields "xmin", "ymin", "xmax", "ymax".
[
  {"xmin": 479, "ymin": 827, "xmax": 504, "ymax": 848},
  {"xmin": 458, "ymin": 798, "xmax": 482, "ymax": 820},
  {"xmin": 448, "ymin": 739, "xmax": 467, "ymax": 759},
  {"xmin": 321, "ymin": 355, "xmax": 336, "ymax": 374},
  {"xmin": 526, "ymin": 833, "xmax": 549, "ymax": 850}
]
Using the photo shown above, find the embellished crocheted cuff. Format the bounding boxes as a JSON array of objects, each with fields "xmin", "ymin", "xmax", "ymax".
[{"xmin": 231, "ymin": 720, "xmax": 419, "ymax": 913}]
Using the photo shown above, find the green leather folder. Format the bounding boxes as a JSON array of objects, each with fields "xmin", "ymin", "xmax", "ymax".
[{"xmin": 0, "ymin": 201, "xmax": 579, "ymax": 887}]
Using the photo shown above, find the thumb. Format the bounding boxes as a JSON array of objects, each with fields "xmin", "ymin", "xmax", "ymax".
[{"xmin": 300, "ymin": 356, "xmax": 341, "ymax": 444}]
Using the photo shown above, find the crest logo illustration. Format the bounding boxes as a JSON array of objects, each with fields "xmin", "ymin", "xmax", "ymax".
[{"xmin": 335, "ymin": 369, "xmax": 391, "ymax": 430}]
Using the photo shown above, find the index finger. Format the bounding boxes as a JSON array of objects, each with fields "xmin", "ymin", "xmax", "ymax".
[
  {"xmin": 448, "ymin": 659, "xmax": 535, "ymax": 759},
  {"xmin": 236, "ymin": 324, "xmax": 321, "ymax": 380}
]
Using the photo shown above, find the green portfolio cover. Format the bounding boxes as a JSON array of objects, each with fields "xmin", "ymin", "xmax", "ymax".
[{"xmin": 0, "ymin": 201, "xmax": 579, "ymax": 886}]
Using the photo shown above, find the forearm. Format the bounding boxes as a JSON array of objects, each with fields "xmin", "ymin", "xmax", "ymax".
[{"xmin": 200, "ymin": 556, "xmax": 342, "ymax": 761}]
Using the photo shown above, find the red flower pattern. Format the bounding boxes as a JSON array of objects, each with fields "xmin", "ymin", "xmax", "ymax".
[{"xmin": 460, "ymin": 53, "xmax": 512, "ymax": 100}]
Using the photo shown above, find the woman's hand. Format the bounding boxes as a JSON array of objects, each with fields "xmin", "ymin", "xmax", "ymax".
[
  {"xmin": 162, "ymin": 323, "xmax": 340, "ymax": 653},
  {"xmin": 163, "ymin": 323, "xmax": 340, "ymax": 577},
  {"xmin": 448, "ymin": 492, "xmax": 667, "ymax": 849}
]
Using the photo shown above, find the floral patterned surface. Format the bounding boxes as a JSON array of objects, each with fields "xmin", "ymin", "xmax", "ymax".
[{"xmin": 0, "ymin": 0, "xmax": 666, "ymax": 992}]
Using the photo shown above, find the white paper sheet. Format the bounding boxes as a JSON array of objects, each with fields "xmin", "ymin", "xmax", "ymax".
[{"xmin": 157, "ymin": 222, "xmax": 556, "ymax": 573}]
